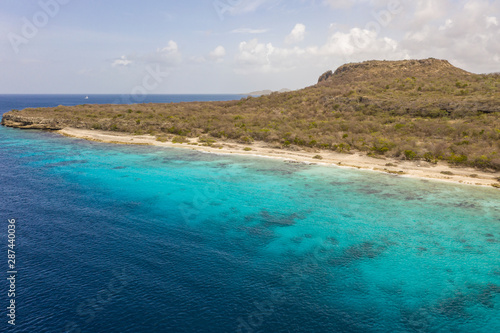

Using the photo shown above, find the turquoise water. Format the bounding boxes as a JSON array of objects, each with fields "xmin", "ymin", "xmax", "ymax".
[{"xmin": 0, "ymin": 96, "xmax": 499, "ymax": 332}]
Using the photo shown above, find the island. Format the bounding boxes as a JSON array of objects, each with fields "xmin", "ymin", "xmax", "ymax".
[
  {"xmin": 245, "ymin": 88, "xmax": 292, "ymax": 96},
  {"xmin": 2, "ymin": 58, "xmax": 500, "ymax": 187}
]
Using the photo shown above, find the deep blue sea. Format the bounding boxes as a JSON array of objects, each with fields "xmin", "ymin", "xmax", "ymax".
[{"xmin": 0, "ymin": 95, "xmax": 499, "ymax": 333}]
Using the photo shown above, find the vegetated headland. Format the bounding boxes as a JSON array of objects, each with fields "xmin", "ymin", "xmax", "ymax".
[{"xmin": 2, "ymin": 58, "xmax": 500, "ymax": 187}]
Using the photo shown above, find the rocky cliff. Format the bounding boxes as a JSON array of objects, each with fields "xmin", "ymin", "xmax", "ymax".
[{"xmin": 1, "ymin": 112, "xmax": 65, "ymax": 130}]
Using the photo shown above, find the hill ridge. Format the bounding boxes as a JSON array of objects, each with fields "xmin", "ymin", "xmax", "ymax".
[{"xmin": 318, "ymin": 58, "xmax": 471, "ymax": 84}]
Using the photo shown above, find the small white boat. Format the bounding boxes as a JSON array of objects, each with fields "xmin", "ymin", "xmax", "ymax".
[{"xmin": 85, "ymin": 96, "xmax": 89, "ymax": 99}]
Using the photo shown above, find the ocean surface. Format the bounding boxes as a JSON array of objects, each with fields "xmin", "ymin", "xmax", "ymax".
[{"xmin": 0, "ymin": 94, "xmax": 499, "ymax": 333}]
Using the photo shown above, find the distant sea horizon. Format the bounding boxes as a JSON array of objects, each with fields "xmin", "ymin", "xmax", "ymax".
[
  {"xmin": 0, "ymin": 93, "xmax": 247, "ymax": 111},
  {"xmin": 1, "ymin": 94, "xmax": 499, "ymax": 332}
]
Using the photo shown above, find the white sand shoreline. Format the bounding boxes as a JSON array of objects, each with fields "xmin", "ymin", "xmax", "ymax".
[{"xmin": 57, "ymin": 128, "xmax": 500, "ymax": 189}]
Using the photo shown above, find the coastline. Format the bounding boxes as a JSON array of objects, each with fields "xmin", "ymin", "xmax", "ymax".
[{"xmin": 58, "ymin": 127, "xmax": 500, "ymax": 188}]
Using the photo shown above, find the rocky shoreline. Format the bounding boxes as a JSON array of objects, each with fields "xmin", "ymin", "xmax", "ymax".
[{"xmin": 1, "ymin": 113, "xmax": 65, "ymax": 130}]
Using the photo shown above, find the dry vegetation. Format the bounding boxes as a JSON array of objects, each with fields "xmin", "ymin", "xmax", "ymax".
[{"xmin": 3, "ymin": 58, "xmax": 500, "ymax": 170}]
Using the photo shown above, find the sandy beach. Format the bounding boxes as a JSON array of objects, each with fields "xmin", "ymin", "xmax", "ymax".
[{"xmin": 58, "ymin": 128, "xmax": 500, "ymax": 188}]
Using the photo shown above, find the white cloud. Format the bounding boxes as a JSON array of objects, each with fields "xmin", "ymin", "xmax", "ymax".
[
  {"xmin": 160, "ymin": 40, "xmax": 178, "ymax": 53},
  {"xmin": 322, "ymin": 0, "xmax": 398, "ymax": 10},
  {"xmin": 316, "ymin": 27, "xmax": 406, "ymax": 59},
  {"xmin": 150, "ymin": 40, "xmax": 182, "ymax": 65},
  {"xmin": 190, "ymin": 56, "xmax": 206, "ymax": 64},
  {"xmin": 231, "ymin": 28, "xmax": 269, "ymax": 34},
  {"xmin": 112, "ymin": 40, "xmax": 182, "ymax": 68},
  {"xmin": 236, "ymin": 39, "xmax": 307, "ymax": 74},
  {"xmin": 209, "ymin": 46, "xmax": 226, "ymax": 62},
  {"xmin": 236, "ymin": 39, "xmax": 274, "ymax": 73},
  {"xmin": 411, "ymin": 0, "xmax": 450, "ymax": 24},
  {"xmin": 438, "ymin": 19, "xmax": 453, "ymax": 31},
  {"xmin": 399, "ymin": 0, "xmax": 500, "ymax": 73},
  {"xmin": 225, "ymin": 0, "xmax": 280, "ymax": 15},
  {"xmin": 285, "ymin": 23, "xmax": 306, "ymax": 44},
  {"xmin": 236, "ymin": 26, "xmax": 407, "ymax": 74},
  {"xmin": 112, "ymin": 55, "xmax": 132, "ymax": 67},
  {"xmin": 322, "ymin": 0, "xmax": 358, "ymax": 9},
  {"xmin": 486, "ymin": 16, "xmax": 498, "ymax": 28}
]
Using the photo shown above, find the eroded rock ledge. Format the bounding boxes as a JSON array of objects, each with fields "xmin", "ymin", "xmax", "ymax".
[{"xmin": 1, "ymin": 113, "xmax": 65, "ymax": 130}]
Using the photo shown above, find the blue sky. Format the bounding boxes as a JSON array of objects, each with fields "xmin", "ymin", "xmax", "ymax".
[{"xmin": 1, "ymin": 0, "xmax": 499, "ymax": 94}]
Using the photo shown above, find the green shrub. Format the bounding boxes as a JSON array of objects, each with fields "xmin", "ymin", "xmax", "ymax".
[
  {"xmin": 334, "ymin": 143, "xmax": 351, "ymax": 152},
  {"xmin": 394, "ymin": 124, "xmax": 405, "ymax": 130},
  {"xmin": 371, "ymin": 139, "xmax": 395, "ymax": 155},
  {"xmin": 449, "ymin": 153, "xmax": 468, "ymax": 164},
  {"xmin": 471, "ymin": 155, "xmax": 492, "ymax": 169},
  {"xmin": 239, "ymin": 136, "xmax": 253, "ymax": 144},
  {"xmin": 404, "ymin": 150, "xmax": 417, "ymax": 160},
  {"xmin": 172, "ymin": 136, "xmax": 188, "ymax": 144},
  {"xmin": 199, "ymin": 136, "xmax": 216, "ymax": 145}
]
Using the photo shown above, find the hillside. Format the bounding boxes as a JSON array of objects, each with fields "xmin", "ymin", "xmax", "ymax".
[{"xmin": 2, "ymin": 58, "xmax": 500, "ymax": 170}]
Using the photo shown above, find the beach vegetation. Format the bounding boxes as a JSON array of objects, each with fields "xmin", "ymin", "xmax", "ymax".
[
  {"xmin": 404, "ymin": 150, "xmax": 417, "ymax": 160},
  {"xmin": 172, "ymin": 136, "xmax": 188, "ymax": 144},
  {"xmin": 156, "ymin": 136, "xmax": 168, "ymax": 142}
]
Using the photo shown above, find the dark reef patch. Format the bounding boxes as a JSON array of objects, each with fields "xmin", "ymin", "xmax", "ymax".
[
  {"xmin": 325, "ymin": 237, "xmax": 339, "ymax": 245},
  {"xmin": 44, "ymin": 160, "xmax": 88, "ymax": 168},
  {"xmin": 328, "ymin": 241, "xmax": 387, "ymax": 267},
  {"xmin": 436, "ymin": 293, "xmax": 468, "ymax": 317},
  {"xmin": 261, "ymin": 210, "xmax": 298, "ymax": 227}
]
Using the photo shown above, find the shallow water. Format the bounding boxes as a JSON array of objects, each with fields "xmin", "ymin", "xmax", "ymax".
[{"xmin": 0, "ymin": 95, "xmax": 499, "ymax": 332}]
